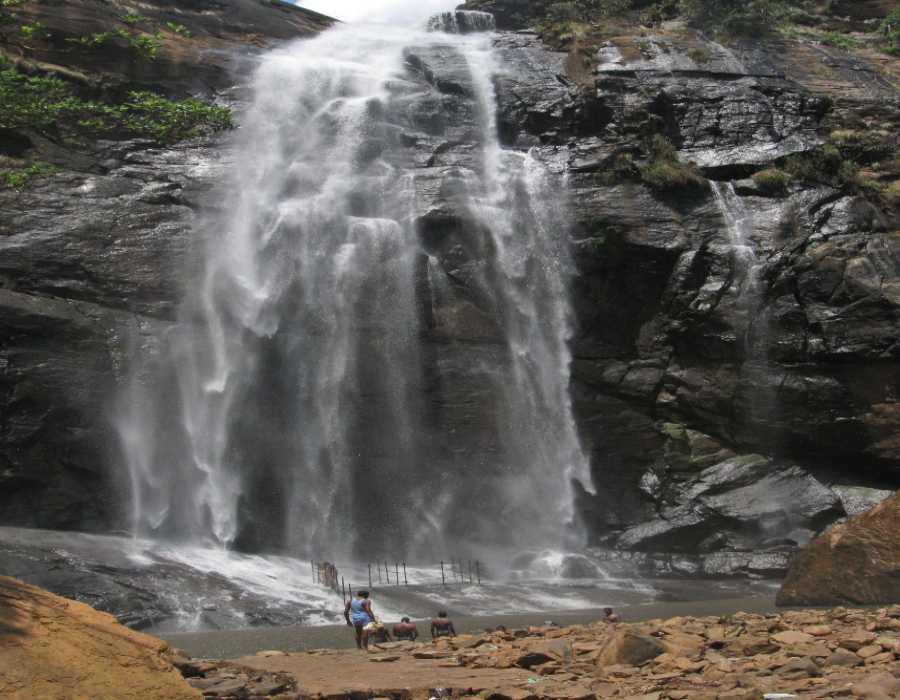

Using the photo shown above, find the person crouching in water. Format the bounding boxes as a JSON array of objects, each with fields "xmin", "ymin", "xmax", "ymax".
[
  {"xmin": 393, "ymin": 616, "xmax": 418, "ymax": 641},
  {"xmin": 431, "ymin": 611, "xmax": 456, "ymax": 639},
  {"xmin": 344, "ymin": 590, "xmax": 375, "ymax": 650}
]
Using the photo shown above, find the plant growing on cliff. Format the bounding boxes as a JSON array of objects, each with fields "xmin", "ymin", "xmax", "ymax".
[
  {"xmin": 679, "ymin": 0, "xmax": 792, "ymax": 34},
  {"xmin": 0, "ymin": 57, "xmax": 233, "ymax": 143},
  {"xmin": 880, "ymin": 6, "xmax": 900, "ymax": 55},
  {"xmin": 165, "ymin": 21, "xmax": 192, "ymax": 37},
  {"xmin": 640, "ymin": 134, "xmax": 708, "ymax": 192},
  {"xmin": 0, "ymin": 161, "xmax": 60, "ymax": 190},
  {"xmin": 19, "ymin": 20, "xmax": 49, "ymax": 43},
  {"xmin": 66, "ymin": 28, "xmax": 162, "ymax": 60},
  {"xmin": 752, "ymin": 167, "xmax": 791, "ymax": 195}
]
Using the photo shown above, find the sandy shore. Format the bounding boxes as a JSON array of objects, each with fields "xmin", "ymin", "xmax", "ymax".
[{"xmin": 162, "ymin": 595, "xmax": 777, "ymax": 659}]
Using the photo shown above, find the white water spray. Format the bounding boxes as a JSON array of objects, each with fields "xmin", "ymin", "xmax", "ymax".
[{"xmin": 119, "ymin": 19, "xmax": 591, "ymax": 560}]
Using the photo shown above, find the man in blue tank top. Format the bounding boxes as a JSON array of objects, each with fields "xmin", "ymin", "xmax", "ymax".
[{"xmin": 344, "ymin": 590, "xmax": 376, "ymax": 650}]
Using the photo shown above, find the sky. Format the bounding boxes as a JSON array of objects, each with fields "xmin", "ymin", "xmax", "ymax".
[{"xmin": 295, "ymin": 0, "xmax": 456, "ymax": 23}]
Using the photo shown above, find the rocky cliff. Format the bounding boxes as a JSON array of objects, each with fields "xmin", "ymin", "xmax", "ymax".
[
  {"xmin": 461, "ymin": 0, "xmax": 900, "ymax": 574},
  {"xmin": 0, "ymin": 0, "xmax": 332, "ymax": 531},
  {"xmin": 0, "ymin": 0, "xmax": 898, "ymax": 574}
]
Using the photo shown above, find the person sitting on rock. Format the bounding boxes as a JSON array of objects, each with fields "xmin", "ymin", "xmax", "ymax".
[
  {"xmin": 603, "ymin": 607, "xmax": 620, "ymax": 624},
  {"xmin": 393, "ymin": 616, "xmax": 418, "ymax": 640},
  {"xmin": 431, "ymin": 611, "xmax": 457, "ymax": 639},
  {"xmin": 368, "ymin": 621, "xmax": 392, "ymax": 645},
  {"xmin": 344, "ymin": 590, "xmax": 375, "ymax": 650}
]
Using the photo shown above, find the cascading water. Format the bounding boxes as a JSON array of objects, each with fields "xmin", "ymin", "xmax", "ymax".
[
  {"xmin": 426, "ymin": 10, "xmax": 496, "ymax": 33},
  {"xmin": 118, "ymin": 17, "xmax": 591, "ymax": 562}
]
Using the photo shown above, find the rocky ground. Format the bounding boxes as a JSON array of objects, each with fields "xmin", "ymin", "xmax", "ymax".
[
  {"xmin": 0, "ymin": 575, "xmax": 198, "ymax": 700},
  {"xmin": 172, "ymin": 606, "xmax": 900, "ymax": 700}
]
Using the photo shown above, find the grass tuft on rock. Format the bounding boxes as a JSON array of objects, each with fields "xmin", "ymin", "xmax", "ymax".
[
  {"xmin": 640, "ymin": 135, "xmax": 708, "ymax": 192},
  {"xmin": 752, "ymin": 167, "xmax": 791, "ymax": 195},
  {"xmin": 0, "ymin": 161, "xmax": 60, "ymax": 190}
]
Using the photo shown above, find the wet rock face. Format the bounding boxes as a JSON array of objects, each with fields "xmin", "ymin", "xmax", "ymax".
[{"xmin": 0, "ymin": 1, "xmax": 898, "ymax": 569}]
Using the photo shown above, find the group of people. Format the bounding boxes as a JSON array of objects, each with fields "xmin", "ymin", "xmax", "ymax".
[
  {"xmin": 343, "ymin": 590, "xmax": 457, "ymax": 650},
  {"xmin": 344, "ymin": 590, "xmax": 621, "ymax": 651}
]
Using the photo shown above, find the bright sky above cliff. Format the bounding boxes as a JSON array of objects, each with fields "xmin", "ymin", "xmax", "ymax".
[{"xmin": 295, "ymin": 0, "xmax": 454, "ymax": 23}]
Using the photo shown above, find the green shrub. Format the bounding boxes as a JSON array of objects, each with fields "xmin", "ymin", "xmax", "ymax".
[
  {"xmin": 0, "ymin": 161, "xmax": 60, "ymax": 190},
  {"xmin": 880, "ymin": 6, "xmax": 900, "ymax": 55},
  {"xmin": 783, "ymin": 143, "xmax": 854, "ymax": 184},
  {"xmin": 829, "ymin": 130, "xmax": 895, "ymax": 165},
  {"xmin": 121, "ymin": 11, "xmax": 145, "ymax": 25},
  {"xmin": 598, "ymin": 152, "xmax": 640, "ymax": 185},
  {"xmin": 687, "ymin": 47, "xmax": 711, "ymax": 64},
  {"xmin": 678, "ymin": 0, "xmax": 792, "ymax": 34},
  {"xmin": 752, "ymin": 167, "xmax": 791, "ymax": 194},
  {"xmin": 19, "ymin": 20, "xmax": 49, "ymax": 42},
  {"xmin": 165, "ymin": 21, "xmax": 192, "ymax": 37},
  {"xmin": 640, "ymin": 134, "xmax": 707, "ymax": 192},
  {"xmin": 66, "ymin": 28, "xmax": 162, "ymax": 60},
  {"xmin": 820, "ymin": 31, "xmax": 861, "ymax": 50},
  {"xmin": 0, "ymin": 57, "xmax": 233, "ymax": 143}
]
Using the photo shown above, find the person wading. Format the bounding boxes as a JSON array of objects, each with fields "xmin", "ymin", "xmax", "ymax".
[{"xmin": 344, "ymin": 590, "xmax": 375, "ymax": 650}]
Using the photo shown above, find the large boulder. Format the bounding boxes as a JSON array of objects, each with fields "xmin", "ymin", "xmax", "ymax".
[
  {"xmin": 777, "ymin": 491, "xmax": 900, "ymax": 606},
  {"xmin": 597, "ymin": 628, "xmax": 666, "ymax": 667},
  {"xmin": 0, "ymin": 576, "xmax": 199, "ymax": 700}
]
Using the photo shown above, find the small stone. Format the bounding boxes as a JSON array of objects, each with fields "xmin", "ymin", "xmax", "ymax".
[
  {"xmin": 248, "ymin": 679, "xmax": 288, "ymax": 695},
  {"xmin": 862, "ymin": 651, "xmax": 895, "ymax": 665},
  {"xmin": 201, "ymin": 678, "xmax": 247, "ymax": 697},
  {"xmin": 839, "ymin": 632, "xmax": 877, "ymax": 651},
  {"xmin": 772, "ymin": 631, "xmax": 816, "ymax": 646},
  {"xmin": 874, "ymin": 636, "xmax": 898, "ymax": 652},
  {"xmin": 255, "ymin": 650, "xmax": 287, "ymax": 657},
  {"xmin": 826, "ymin": 648, "xmax": 863, "ymax": 667},
  {"xmin": 368, "ymin": 654, "xmax": 400, "ymax": 663},
  {"xmin": 856, "ymin": 644, "xmax": 883, "ymax": 659},
  {"xmin": 716, "ymin": 691, "xmax": 763, "ymax": 700},
  {"xmin": 851, "ymin": 672, "xmax": 900, "ymax": 698},
  {"xmin": 777, "ymin": 656, "xmax": 822, "ymax": 679},
  {"xmin": 803, "ymin": 625, "xmax": 832, "ymax": 637}
]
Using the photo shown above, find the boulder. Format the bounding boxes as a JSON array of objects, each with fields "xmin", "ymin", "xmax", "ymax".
[
  {"xmin": 826, "ymin": 648, "xmax": 864, "ymax": 667},
  {"xmin": 777, "ymin": 492, "xmax": 900, "ymax": 606},
  {"xmin": 598, "ymin": 629, "xmax": 666, "ymax": 667},
  {"xmin": 851, "ymin": 672, "xmax": 900, "ymax": 699},
  {"xmin": 0, "ymin": 576, "xmax": 199, "ymax": 700},
  {"xmin": 776, "ymin": 656, "xmax": 822, "ymax": 679}
]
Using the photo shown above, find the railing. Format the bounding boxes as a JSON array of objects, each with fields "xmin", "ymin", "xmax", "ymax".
[{"xmin": 311, "ymin": 558, "xmax": 485, "ymax": 603}]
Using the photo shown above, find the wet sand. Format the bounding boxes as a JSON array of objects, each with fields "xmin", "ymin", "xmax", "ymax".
[{"xmin": 162, "ymin": 595, "xmax": 776, "ymax": 659}]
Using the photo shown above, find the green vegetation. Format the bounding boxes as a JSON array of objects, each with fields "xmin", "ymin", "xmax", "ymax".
[
  {"xmin": 687, "ymin": 47, "xmax": 711, "ymax": 64},
  {"xmin": 66, "ymin": 28, "xmax": 162, "ymax": 60},
  {"xmin": 880, "ymin": 6, "xmax": 900, "ymax": 55},
  {"xmin": 820, "ymin": 31, "xmax": 862, "ymax": 50},
  {"xmin": 18, "ymin": 19, "xmax": 48, "ymax": 42},
  {"xmin": 0, "ymin": 57, "xmax": 233, "ymax": 143},
  {"xmin": 781, "ymin": 129, "xmax": 898, "ymax": 201},
  {"xmin": 752, "ymin": 167, "xmax": 791, "ymax": 195},
  {"xmin": 0, "ymin": 161, "xmax": 60, "ymax": 190},
  {"xmin": 597, "ymin": 152, "xmax": 640, "ymax": 186},
  {"xmin": 165, "ymin": 21, "xmax": 192, "ymax": 37},
  {"xmin": 121, "ymin": 11, "xmax": 145, "ymax": 25},
  {"xmin": 640, "ymin": 134, "xmax": 708, "ymax": 192},
  {"xmin": 0, "ymin": 0, "xmax": 25, "ymax": 24}
]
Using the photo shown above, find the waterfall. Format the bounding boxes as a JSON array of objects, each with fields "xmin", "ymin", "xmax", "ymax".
[
  {"xmin": 711, "ymin": 181, "xmax": 765, "ymax": 328},
  {"xmin": 118, "ymin": 19, "xmax": 591, "ymax": 560},
  {"xmin": 426, "ymin": 10, "xmax": 496, "ymax": 33}
]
